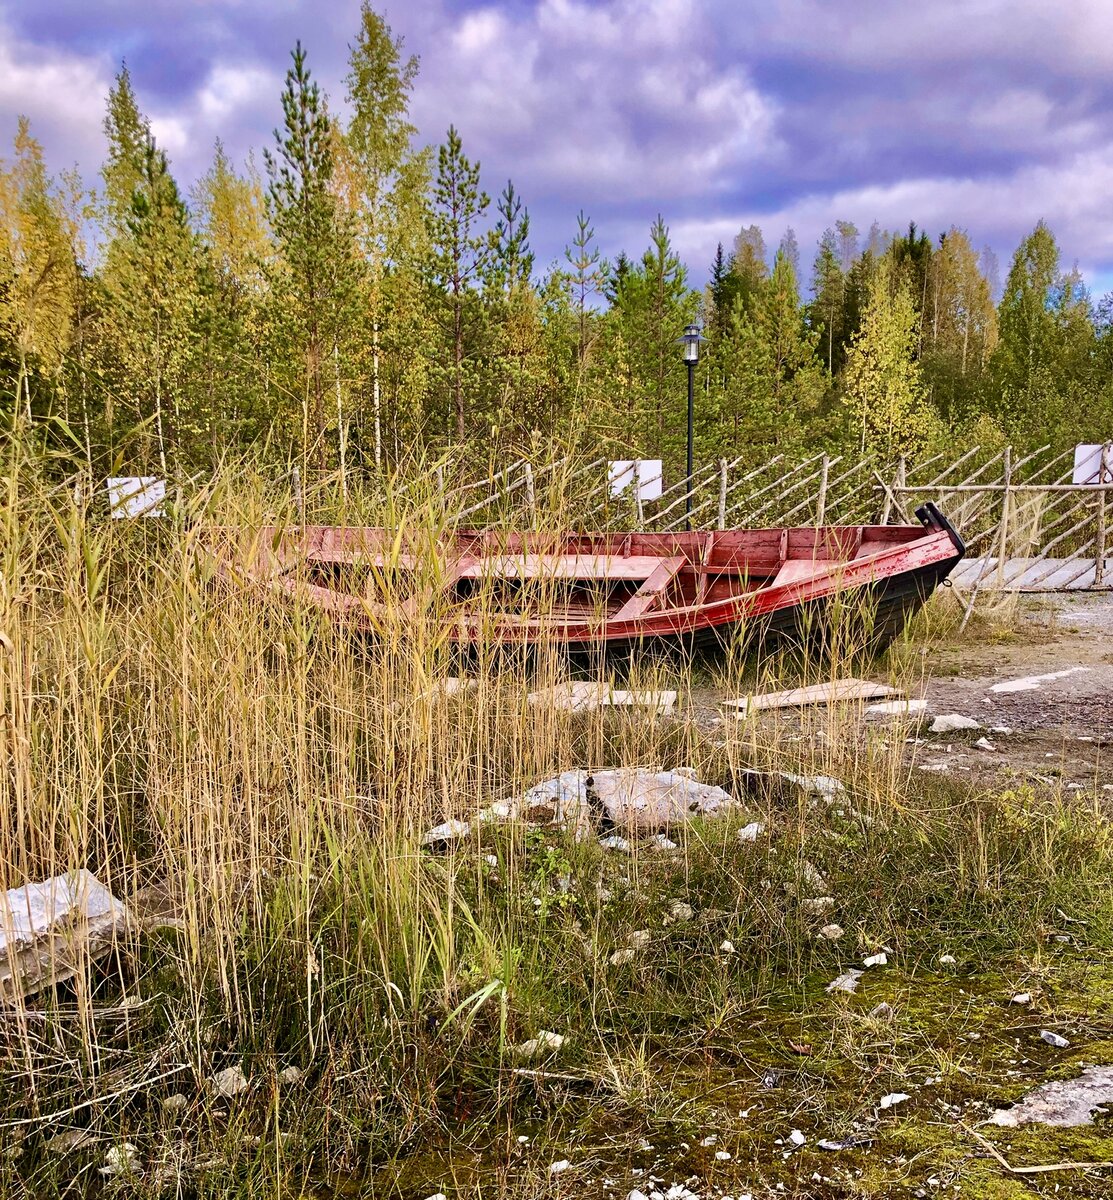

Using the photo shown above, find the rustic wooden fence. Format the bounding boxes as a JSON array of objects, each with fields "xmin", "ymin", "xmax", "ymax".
[{"xmin": 425, "ymin": 443, "xmax": 1112, "ymax": 592}]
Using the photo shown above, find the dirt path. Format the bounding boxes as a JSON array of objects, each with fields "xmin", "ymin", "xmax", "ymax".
[{"xmin": 695, "ymin": 593, "xmax": 1113, "ymax": 792}]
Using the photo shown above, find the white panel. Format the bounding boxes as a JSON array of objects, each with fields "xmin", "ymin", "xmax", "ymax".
[
  {"xmin": 1072, "ymin": 443, "xmax": 1113, "ymax": 485},
  {"xmin": 106, "ymin": 476, "xmax": 166, "ymax": 517}
]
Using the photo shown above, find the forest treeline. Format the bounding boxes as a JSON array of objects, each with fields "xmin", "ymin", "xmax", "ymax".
[{"xmin": 3, "ymin": 2, "xmax": 1113, "ymax": 484}]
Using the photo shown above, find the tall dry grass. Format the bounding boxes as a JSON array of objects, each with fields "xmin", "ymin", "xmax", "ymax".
[{"xmin": 1, "ymin": 449, "xmax": 1109, "ymax": 1196}]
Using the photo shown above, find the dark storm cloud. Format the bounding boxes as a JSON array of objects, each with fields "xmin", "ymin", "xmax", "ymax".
[{"xmin": 2, "ymin": 0, "xmax": 1111, "ymax": 291}]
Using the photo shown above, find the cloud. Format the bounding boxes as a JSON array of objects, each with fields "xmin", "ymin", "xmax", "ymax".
[{"xmin": 1, "ymin": 0, "xmax": 1112, "ymax": 297}]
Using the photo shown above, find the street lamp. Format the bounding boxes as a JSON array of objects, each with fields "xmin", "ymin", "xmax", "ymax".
[{"xmin": 679, "ymin": 323, "xmax": 704, "ymax": 530}]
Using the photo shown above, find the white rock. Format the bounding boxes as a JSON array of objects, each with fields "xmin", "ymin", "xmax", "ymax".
[
  {"xmin": 99, "ymin": 1144, "xmax": 141, "ymax": 1177},
  {"xmin": 590, "ymin": 768, "xmax": 734, "ymax": 831},
  {"xmin": 421, "ymin": 819, "xmax": 471, "ymax": 847},
  {"xmin": 1011, "ymin": 992, "xmax": 1031, "ymax": 1005},
  {"xmin": 938, "ymin": 954, "xmax": 957, "ymax": 965},
  {"xmin": 974, "ymin": 737, "xmax": 997, "ymax": 752},
  {"xmin": 699, "ymin": 1135, "xmax": 718, "ymax": 1146},
  {"xmin": 869, "ymin": 1002, "xmax": 895, "ymax": 1021},
  {"xmin": 599, "ymin": 834, "xmax": 631, "ymax": 852},
  {"xmin": 802, "ymin": 897, "xmax": 835, "ymax": 915},
  {"xmin": 863, "ymin": 952, "xmax": 888, "ymax": 968},
  {"xmin": 1040, "ymin": 1030, "xmax": 1070, "ymax": 1048},
  {"xmin": 989, "ymin": 1064, "xmax": 1113, "ymax": 1128},
  {"xmin": 715, "ymin": 1149, "xmax": 732, "ymax": 1160},
  {"xmin": 279, "ymin": 1065, "xmax": 302, "ymax": 1084},
  {"xmin": 668, "ymin": 900, "xmax": 694, "ymax": 922},
  {"xmin": 512, "ymin": 1030, "xmax": 565, "ymax": 1059},
  {"xmin": 880, "ymin": 1092, "xmax": 910, "ymax": 1109},
  {"xmin": 789, "ymin": 1129, "xmax": 806, "ymax": 1146},
  {"xmin": 424, "ymin": 1194, "xmax": 449, "ymax": 1200},
  {"xmin": 610, "ymin": 948, "xmax": 637, "ymax": 966},
  {"xmin": 801, "ymin": 862, "xmax": 828, "ymax": 892},
  {"xmin": 211, "ymin": 1065, "xmax": 250, "ymax": 1098},
  {"xmin": 820, "ymin": 924, "xmax": 844, "ymax": 940},
  {"xmin": 736, "ymin": 821, "xmax": 765, "ymax": 843},
  {"xmin": 549, "ymin": 1159, "xmax": 572, "ymax": 1174},
  {"xmin": 627, "ymin": 1191, "xmax": 651, "ymax": 1200},
  {"xmin": 929, "ymin": 713, "xmax": 980, "ymax": 733}
]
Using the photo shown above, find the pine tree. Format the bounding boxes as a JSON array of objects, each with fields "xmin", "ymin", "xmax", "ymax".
[
  {"xmin": 427, "ymin": 125, "xmax": 488, "ymax": 441},
  {"xmin": 265, "ymin": 41, "xmax": 361, "ymax": 463},
  {"xmin": 101, "ymin": 133, "xmax": 201, "ymax": 470},
  {"xmin": 101, "ymin": 65, "xmax": 149, "ymax": 238},
  {"xmin": 809, "ymin": 230, "xmax": 844, "ymax": 374},
  {"xmin": 730, "ymin": 223, "xmax": 767, "ymax": 317},
  {"xmin": 563, "ymin": 209, "xmax": 604, "ymax": 372}
]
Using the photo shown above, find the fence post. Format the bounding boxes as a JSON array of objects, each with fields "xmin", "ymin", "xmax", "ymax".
[
  {"xmin": 815, "ymin": 454, "xmax": 830, "ymax": 526},
  {"xmin": 717, "ymin": 458, "xmax": 728, "ymax": 530},
  {"xmin": 996, "ymin": 445, "xmax": 1012, "ymax": 586},
  {"xmin": 523, "ymin": 462, "xmax": 536, "ymax": 514},
  {"xmin": 881, "ymin": 457, "xmax": 904, "ymax": 524},
  {"xmin": 1096, "ymin": 442, "xmax": 1111, "ymax": 587},
  {"xmin": 291, "ymin": 466, "xmax": 304, "ymax": 524}
]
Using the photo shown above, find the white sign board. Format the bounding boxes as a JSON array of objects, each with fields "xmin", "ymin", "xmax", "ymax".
[
  {"xmin": 608, "ymin": 459, "xmax": 663, "ymax": 501},
  {"xmin": 1072, "ymin": 444, "xmax": 1113, "ymax": 486},
  {"xmin": 106, "ymin": 476, "xmax": 166, "ymax": 518}
]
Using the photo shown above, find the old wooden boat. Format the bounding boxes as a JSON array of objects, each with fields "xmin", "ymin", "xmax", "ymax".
[{"xmin": 214, "ymin": 503, "xmax": 964, "ymax": 656}]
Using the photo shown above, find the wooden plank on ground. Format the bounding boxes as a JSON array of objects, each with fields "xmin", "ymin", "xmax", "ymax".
[
  {"xmin": 723, "ymin": 678, "xmax": 900, "ymax": 716},
  {"xmin": 528, "ymin": 682, "xmax": 678, "ymax": 714}
]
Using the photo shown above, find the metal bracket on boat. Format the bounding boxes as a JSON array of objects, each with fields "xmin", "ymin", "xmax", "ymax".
[{"xmin": 915, "ymin": 502, "xmax": 967, "ymax": 559}]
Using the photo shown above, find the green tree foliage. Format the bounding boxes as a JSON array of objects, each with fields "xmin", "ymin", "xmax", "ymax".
[
  {"xmin": 426, "ymin": 125, "xmax": 488, "ymax": 442},
  {"xmin": 6, "ymin": 5, "xmax": 1112, "ymax": 485},
  {"xmin": 0, "ymin": 118, "xmax": 78, "ymax": 423},
  {"xmin": 265, "ymin": 41, "xmax": 361, "ymax": 463},
  {"xmin": 844, "ymin": 260, "xmax": 940, "ymax": 459}
]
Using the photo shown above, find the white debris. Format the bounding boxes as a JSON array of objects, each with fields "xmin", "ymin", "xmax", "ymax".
[
  {"xmin": 869, "ymin": 1002, "xmax": 895, "ymax": 1021},
  {"xmin": 1040, "ymin": 1030, "xmax": 1070, "ymax": 1048},
  {"xmin": 610, "ymin": 948, "xmax": 636, "ymax": 966},
  {"xmin": 788, "ymin": 1129, "xmax": 806, "ymax": 1146},
  {"xmin": 801, "ymin": 862, "xmax": 828, "ymax": 892},
  {"xmin": 421, "ymin": 819, "xmax": 471, "ymax": 847},
  {"xmin": 279, "ymin": 1065, "xmax": 303, "ymax": 1085},
  {"xmin": 549, "ymin": 1159, "xmax": 572, "ymax": 1174},
  {"xmin": 0, "ymin": 870, "xmax": 133, "ymax": 1001},
  {"xmin": 990, "ymin": 667, "xmax": 1092, "ymax": 694},
  {"xmin": 478, "ymin": 802, "xmax": 514, "ymax": 823},
  {"xmin": 802, "ymin": 897, "xmax": 835, "ymax": 915},
  {"xmin": 715, "ymin": 1150, "xmax": 732, "ymax": 1161},
  {"xmin": 161, "ymin": 1093, "xmax": 188, "ymax": 1112},
  {"xmin": 649, "ymin": 834, "xmax": 679, "ymax": 851},
  {"xmin": 518, "ymin": 770, "xmax": 591, "ymax": 828},
  {"xmin": 736, "ymin": 821, "xmax": 765, "ymax": 843},
  {"xmin": 699, "ymin": 1135, "xmax": 718, "ymax": 1146},
  {"xmin": 211, "ymin": 1065, "xmax": 250, "ymax": 1098},
  {"xmin": 938, "ymin": 954, "xmax": 957, "ymax": 965},
  {"xmin": 826, "ymin": 969, "xmax": 863, "ymax": 994},
  {"xmin": 820, "ymin": 924, "xmax": 844, "ymax": 941},
  {"xmin": 879, "ymin": 1093, "xmax": 910, "ymax": 1109},
  {"xmin": 668, "ymin": 901, "xmax": 694, "ymax": 922},
  {"xmin": 863, "ymin": 952, "xmax": 888, "ymax": 967},
  {"xmin": 1011, "ymin": 992, "xmax": 1031, "ymax": 1005},
  {"xmin": 627, "ymin": 1191, "xmax": 651, "ymax": 1200},
  {"xmin": 974, "ymin": 737, "xmax": 997, "ymax": 752},
  {"xmin": 599, "ymin": 834, "xmax": 631, "ymax": 852},
  {"xmin": 989, "ymin": 1065, "xmax": 1113, "ymax": 1128},
  {"xmin": 929, "ymin": 714, "xmax": 980, "ymax": 733},
  {"xmin": 99, "ymin": 1143, "xmax": 141, "ymax": 1177},
  {"xmin": 424, "ymin": 1194, "xmax": 449, "ymax": 1200},
  {"xmin": 591, "ymin": 768, "xmax": 734, "ymax": 830},
  {"xmin": 719, "ymin": 940, "xmax": 736, "ymax": 954},
  {"xmin": 512, "ymin": 1030, "xmax": 565, "ymax": 1059},
  {"xmin": 866, "ymin": 699, "xmax": 928, "ymax": 716}
]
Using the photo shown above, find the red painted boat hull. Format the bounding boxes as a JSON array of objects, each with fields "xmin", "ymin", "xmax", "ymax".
[{"xmin": 212, "ymin": 503, "xmax": 964, "ymax": 658}]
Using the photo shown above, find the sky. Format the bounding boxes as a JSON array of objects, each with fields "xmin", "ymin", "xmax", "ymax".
[{"xmin": 3, "ymin": 0, "xmax": 1113, "ymax": 300}]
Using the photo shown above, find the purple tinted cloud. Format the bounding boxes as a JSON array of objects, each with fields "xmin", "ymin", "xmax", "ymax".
[{"xmin": 2, "ymin": 0, "xmax": 1111, "ymax": 294}]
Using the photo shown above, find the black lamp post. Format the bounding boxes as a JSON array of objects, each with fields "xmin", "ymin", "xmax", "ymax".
[{"xmin": 680, "ymin": 323, "xmax": 703, "ymax": 530}]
